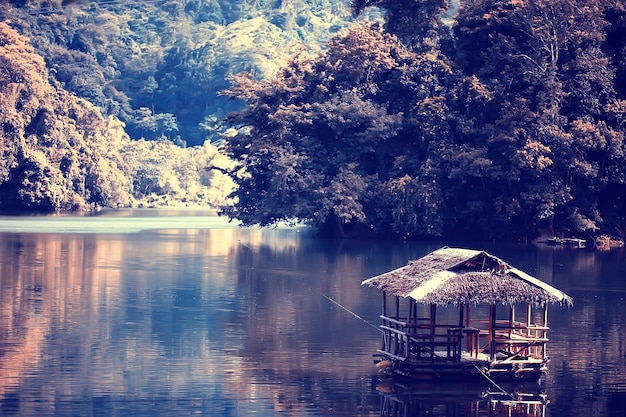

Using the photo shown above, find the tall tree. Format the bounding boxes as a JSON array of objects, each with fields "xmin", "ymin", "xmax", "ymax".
[
  {"xmin": 450, "ymin": 0, "xmax": 626, "ymax": 238},
  {"xmin": 350, "ymin": 0, "xmax": 451, "ymax": 52},
  {"xmin": 221, "ymin": 23, "xmax": 454, "ymax": 237}
]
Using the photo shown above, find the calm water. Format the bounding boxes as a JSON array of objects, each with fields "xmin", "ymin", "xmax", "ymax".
[{"xmin": 0, "ymin": 210, "xmax": 625, "ymax": 416}]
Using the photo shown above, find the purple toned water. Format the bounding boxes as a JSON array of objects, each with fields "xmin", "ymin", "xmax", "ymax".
[{"xmin": 0, "ymin": 210, "xmax": 624, "ymax": 416}]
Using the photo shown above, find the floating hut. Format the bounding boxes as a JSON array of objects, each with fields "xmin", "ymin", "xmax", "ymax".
[{"xmin": 361, "ymin": 247, "xmax": 572, "ymax": 381}]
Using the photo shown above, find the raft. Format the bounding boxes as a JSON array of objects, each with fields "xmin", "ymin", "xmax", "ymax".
[{"xmin": 361, "ymin": 247, "xmax": 573, "ymax": 381}]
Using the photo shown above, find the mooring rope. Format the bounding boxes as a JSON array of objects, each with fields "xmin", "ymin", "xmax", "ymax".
[
  {"xmin": 323, "ymin": 295, "xmax": 381, "ymax": 332},
  {"xmin": 473, "ymin": 364, "xmax": 515, "ymax": 400},
  {"xmin": 324, "ymin": 295, "xmax": 519, "ymax": 400}
]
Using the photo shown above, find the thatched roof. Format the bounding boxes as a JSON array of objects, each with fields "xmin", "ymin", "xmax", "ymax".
[{"xmin": 361, "ymin": 247, "xmax": 573, "ymax": 306}]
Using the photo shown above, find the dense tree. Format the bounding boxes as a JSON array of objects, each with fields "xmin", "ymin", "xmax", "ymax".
[
  {"xmin": 221, "ymin": 23, "xmax": 454, "ymax": 237},
  {"xmin": 450, "ymin": 0, "xmax": 626, "ymax": 239},
  {"xmin": 0, "ymin": 22, "xmax": 131, "ymax": 211},
  {"xmin": 0, "ymin": 21, "xmax": 231, "ymax": 212},
  {"xmin": 0, "ymin": 0, "xmax": 359, "ymax": 146},
  {"xmin": 350, "ymin": 0, "xmax": 451, "ymax": 52},
  {"xmin": 113, "ymin": 137, "xmax": 233, "ymax": 208},
  {"xmin": 222, "ymin": 0, "xmax": 626, "ymax": 240}
]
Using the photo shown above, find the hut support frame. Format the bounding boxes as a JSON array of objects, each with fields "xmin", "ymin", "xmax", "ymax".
[
  {"xmin": 376, "ymin": 291, "xmax": 551, "ymax": 380},
  {"xmin": 363, "ymin": 247, "xmax": 572, "ymax": 381}
]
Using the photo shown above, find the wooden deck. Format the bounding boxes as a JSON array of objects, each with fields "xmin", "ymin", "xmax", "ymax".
[{"xmin": 375, "ymin": 302, "xmax": 550, "ymax": 381}]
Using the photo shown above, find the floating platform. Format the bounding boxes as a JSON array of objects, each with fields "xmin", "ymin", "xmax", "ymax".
[
  {"xmin": 362, "ymin": 247, "xmax": 572, "ymax": 382},
  {"xmin": 539, "ymin": 237, "xmax": 586, "ymax": 248}
]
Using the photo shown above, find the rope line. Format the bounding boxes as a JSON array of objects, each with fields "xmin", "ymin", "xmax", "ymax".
[
  {"xmin": 473, "ymin": 364, "xmax": 515, "ymax": 400},
  {"xmin": 323, "ymin": 294, "xmax": 380, "ymax": 332}
]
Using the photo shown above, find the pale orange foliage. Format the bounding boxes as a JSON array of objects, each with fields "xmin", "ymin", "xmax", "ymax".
[
  {"xmin": 514, "ymin": 140, "xmax": 553, "ymax": 171},
  {"xmin": 0, "ymin": 22, "xmax": 132, "ymax": 211}
]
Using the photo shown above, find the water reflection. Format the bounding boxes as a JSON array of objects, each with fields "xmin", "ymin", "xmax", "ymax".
[
  {"xmin": 376, "ymin": 380, "xmax": 547, "ymax": 417},
  {"xmin": 0, "ymin": 216, "xmax": 625, "ymax": 416},
  {"xmin": 0, "ymin": 225, "xmax": 391, "ymax": 415}
]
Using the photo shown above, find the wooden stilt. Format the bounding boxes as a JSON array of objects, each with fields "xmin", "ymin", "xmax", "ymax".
[{"xmin": 489, "ymin": 304, "xmax": 496, "ymax": 360}]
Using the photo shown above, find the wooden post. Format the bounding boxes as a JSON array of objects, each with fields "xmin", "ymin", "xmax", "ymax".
[
  {"xmin": 381, "ymin": 292, "xmax": 386, "ymax": 352},
  {"xmin": 464, "ymin": 303, "xmax": 470, "ymax": 354},
  {"xmin": 430, "ymin": 304, "xmax": 437, "ymax": 328},
  {"xmin": 489, "ymin": 304, "xmax": 496, "ymax": 360},
  {"xmin": 395, "ymin": 296, "xmax": 400, "ymax": 320},
  {"xmin": 382, "ymin": 291, "xmax": 387, "ymax": 316},
  {"xmin": 458, "ymin": 304, "xmax": 464, "ymax": 360},
  {"xmin": 543, "ymin": 304, "xmax": 549, "ymax": 359},
  {"xmin": 507, "ymin": 304, "xmax": 514, "ymax": 354}
]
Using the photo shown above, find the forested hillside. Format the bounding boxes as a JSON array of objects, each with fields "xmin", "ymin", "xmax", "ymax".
[
  {"xmin": 0, "ymin": 0, "xmax": 363, "ymax": 211},
  {"xmin": 1, "ymin": 0, "xmax": 625, "ymax": 241},
  {"xmin": 0, "ymin": 0, "xmax": 364, "ymax": 145},
  {"xmin": 0, "ymin": 21, "xmax": 232, "ymax": 211},
  {"xmin": 0, "ymin": 21, "xmax": 130, "ymax": 211},
  {"xmin": 222, "ymin": 0, "xmax": 626, "ymax": 241}
]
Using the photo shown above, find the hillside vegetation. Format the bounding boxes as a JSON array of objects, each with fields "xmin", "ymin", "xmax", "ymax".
[
  {"xmin": 0, "ymin": 21, "xmax": 233, "ymax": 211},
  {"xmin": 1, "ymin": 0, "xmax": 366, "ymax": 145},
  {"xmin": 222, "ymin": 0, "xmax": 626, "ymax": 241},
  {"xmin": 1, "ymin": 0, "xmax": 625, "ymax": 242},
  {"xmin": 0, "ymin": 0, "xmax": 362, "ymax": 211}
]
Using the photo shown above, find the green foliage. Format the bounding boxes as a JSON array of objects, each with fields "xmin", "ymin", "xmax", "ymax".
[
  {"xmin": 114, "ymin": 138, "xmax": 233, "ymax": 208},
  {"xmin": 223, "ymin": 0, "xmax": 626, "ymax": 240},
  {"xmin": 222, "ymin": 23, "xmax": 453, "ymax": 237},
  {"xmin": 0, "ymin": 0, "xmax": 361, "ymax": 146},
  {"xmin": 0, "ymin": 21, "xmax": 233, "ymax": 212},
  {"xmin": 133, "ymin": 107, "xmax": 179, "ymax": 141},
  {"xmin": 0, "ymin": 22, "xmax": 131, "ymax": 211},
  {"xmin": 351, "ymin": 0, "xmax": 451, "ymax": 52},
  {"xmin": 448, "ymin": 0, "xmax": 626, "ymax": 239}
]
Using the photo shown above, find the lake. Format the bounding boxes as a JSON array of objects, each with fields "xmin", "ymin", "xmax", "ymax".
[{"xmin": 0, "ymin": 209, "xmax": 625, "ymax": 416}]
